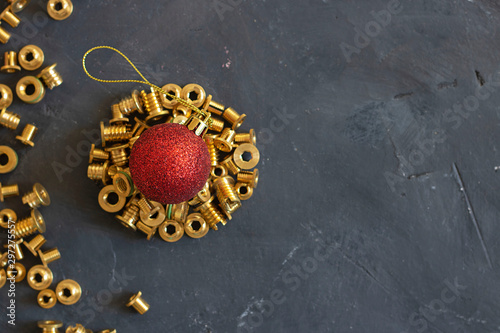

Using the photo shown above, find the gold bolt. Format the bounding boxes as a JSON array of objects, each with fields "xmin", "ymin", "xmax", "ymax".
[
  {"xmin": 16, "ymin": 123, "xmax": 38, "ymax": 146},
  {"xmin": 194, "ymin": 196, "xmax": 226, "ymax": 230},
  {"xmin": 136, "ymin": 221, "xmax": 157, "ymax": 240},
  {"xmin": 65, "ymin": 323, "xmax": 91, "ymax": 333},
  {"xmin": 233, "ymin": 143, "xmax": 260, "ymax": 170},
  {"xmin": 208, "ymin": 116, "xmax": 224, "ymax": 132},
  {"xmin": 15, "ymin": 209, "xmax": 46, "ymax": 238},
  {"xmin": 88, "ymin": 161, "xmax": 111, "ymax": 185},
  {"xmin": 235, "ymin": 129, "xmax": 256, "ymax": 145},
  {"xmin": 100, "ymin": 121, "xmax": 131, "ymax": 147},
  {"xmin": 0, "ymin": 208, "xmax": 17, "ymax": 228},
  {"xmin": 18, "ymin": 44, "xmax": 44, "ymax": 71},
  {"xmin": 22, "ymin": 183, "xmax": 50, "ymax": 208},
  {"xmin": 220, "ymin": 155, "xmax": 240, "ymax": 175},
  {"xmin": 142, "ymin": 88, "xmax": 169, "ymax": 122},
  {"xmin": 24, "ymin": 234, "xmax": 46, "ymax": 256},
  {"xmin": 204, "ymin": 134, "xmax": 219, "ymax": 167},
  {"xmin": 56, "ymin": 279, "xmax": 81, "ymax": 305},
  {"xmin": 1, "ymin": 51, "xmax": 21, "ymax": 73},
  {"xmin": 0, "ymin": 108, "xmax": 20, "ymax": 130},
  {"xmin": 213, "ymin": 176, "xmax": 241, "ymax": 219},
  {"xmin": 0, "ymin": 7, "xmax": 20, "ymax": 27},
  {"xmin": 38, "ymin": 248, "xmax": 61, "ymax": 267},
  {"xmin": 115, "ymin": 90, "xmax": 144, "ymax": 115},
  {"xmin": 0, "ymin": 85, "xmax": 13, "ymax": 109},
  {"xmin": 37, "ymin": 290, "xmax": 57, "ymax": 309},
  {"xmin": 207, "ymin": 99, "xmax": 225, "ymax": 115},
  {"xmin": 3, "ymin": 238, "xmax": 23, "ymax": 260},
  {"xmin": 214, "ymin": 128, "xmax": 236, "ymax": 152},
  {"xmin": 105, "ymin": 143, "xmax": 129, "ymax": 167},
  {"xmin": 89, "ymin": 144, "xmax": 109, "ymax": 163},
  {"xmin": 115, "ymin": 204, "xmax": 140, "ymax": 231},
  {"xmin": 237, "ymin": 169, "xmax": 259, "ymax": 188},
  {"xmin": 127, "ymin": 291, "xmax": 150, "ymax": 314},
  {"xmin": 110, "ymin": 103, "xmax": 129, "ymax": 124},
  {"xmin": 27, "ymin": 264, "xmax": 53, "ymax": 290},
  {"xmin": 160, "ymin": 83, "xmax": 182, "ymax": 109},
  {"xmin": 0, "ymin": 182, "xmax": 19, "ymax": 201},
  {"xmin": 222, "ymin": 107, "xmax": 246, "ymax": 130},
  {"xmin": 159, "ymin": 220, "xmax": 184, "ymax": 242},
  {"xmin": 38, "ymin": 320, "xmax": 63, "ymax": 332},
  {"xmin": 184, "ymin": 213, "xmax": 209, "ymax": 239},
  {"xmin": 47, "ymin": 0, "xmax": 73, "ymax": 21},
  {"xmin": 6, "ymin": 262, "xmax": 26, "ymax": 282},
  {"xmin": 37, "ymin": 63, "xmax": 63, "ymax": 89},
  {"xmin": 0, "ymin": 26, "xmax": 11, "ymax": 44}
]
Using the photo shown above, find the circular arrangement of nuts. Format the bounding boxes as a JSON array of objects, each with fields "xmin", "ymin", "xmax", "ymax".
[{"xmin": 87, "ymin": 83, "xmax": 260, "ymax": 242}]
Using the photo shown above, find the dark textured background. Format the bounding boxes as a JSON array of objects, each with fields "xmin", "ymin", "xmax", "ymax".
[{"xmin": 1, "ymin": 0, "xmax": 500, "ymax": 332}]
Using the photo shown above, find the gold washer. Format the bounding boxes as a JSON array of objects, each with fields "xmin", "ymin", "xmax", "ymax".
[
  {"xmin": 16, "ymin": 76, "xmax": 45, "ymax": 104},
  {"xmin": 0, "ymin": 84, "xmax": 13, "ymax": 108},
  {"xmin": 98, "ymin": 185, "xmax": 126, "ymax": 213},
  {"xmin": 37, "ymin": 289, "xmax": 57, "ymax": 309},
  {"xmin": 47, "ymin": 0, "xmax": 73, "ymax": 20},
  {"xmin": 18, "ymin": 45, "xmax": 44, "ymax": 71},
  {"xmin": 0, "ymin": 146, "xmax": 18, "ymax": 174}
]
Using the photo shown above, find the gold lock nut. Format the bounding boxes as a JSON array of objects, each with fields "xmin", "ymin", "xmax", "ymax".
[
  {"xmin": 184, "ymin": 213, "xmax": 209, "ymax": 239},
  {"xmin": 116, "ymin": 90, "xmax": 144, "ymax": 115},
  {"xmin": 47, "ymin": 0, "xmax": 73, "ymax": 21},
  {"xmin": 27, "ymin": 264, "xmax": 53, "ymax": 290},
  {"xmin": 38, "ymin": 248, "xmax": 61, "ymax": 267},
  {"xmin": 24, "ymin": 234, "xmax": 46, "ymax": 256},
  {"xmin": 233, "ymin": 143, "xmax": 260, "ymax": 170},
  {"xmin": 214, "ymin": 128, "xmax": 236, "ymax": 152},
  {"xmin": 237, "ymin": 169, "xmax": 259, "ymax": 188},
  {"xmin": 1, "ymin": 51, "xmax": 21, "ymax": 73},
  {"xmin": 89, "ymin": 144, "xmax": 109, "ymax": 163},
  {"xmin": 0, "ymin": 208, "xmax": 17, "ymax": 228},
  {"xmin": 220, "ymin": 155, "xmax": 240, "ymax": 175},
  {"xmin": 160, "ymin": 83, "xmax": 182, "ymax": 109},
  {"xmin": 22, "ymin": 183, "xmax": 50, "ymax": 208},
  {"xmin": 181, "ymin": 83, "xmax": 206, "ymax": 108},
  {"xmin": 0, "ymin": 85, "xmax": 13, "ymax": 109},
  {"xmin": 127, "ymin": 291, "xmax": 150, "ymax": 314},
  {"xmin": 88, "ymin": 161, "xmax": 110, "ymax": 185},
  {"xmin": 0, "ymin": 146, "xmax": 17, "ymax": 174},
  {"xmin": 235, "ymin": 182, "xmax": 253, "ymax": 201},
  {"xmin": 38, "ymin": 320, "xmax": 64, "ymax": 332},
  {"xmin": 194, "ymin": 196, "xmax": 226, "ymax": 231},
  {"xmin": 18, "ymin": 44, "xmax": 44, "ymax": 71},
  {"xmin": 16, "ymin": 76, "xmax": 45, "ymax": 104},
  {"xmin": 113, "ymin": 171, "xmax": 135, "ymax": 197},
  {"xmin": 101, "ymin": 122, "xmax": 131, "ymax": 147},
  {"xmin": 140, "ymin": 201, "xmax": 165, "ymax": 228},
  {"xmin": 116, "ymin": 204, "xmax": 140, "ymax": 231},
  {"xmin": 37, "ymin": 63, "xmax": 63, "ymax": 89},
  {"xmin": 0, "ymin": 182, "xmax": 19, "ymax": 201},
  {"xmin": 15, "ymin": 208, "xmax": 46, "ymax": 239},
  {"xmin": 0, "ymin": 27, "xmax": 10, "ymax": 44},
  {"xmin": 222, "ymin": 107, "xmax": 246, "ymax": 130},
  {"xmin": 6, "ymin": 262, "xmax": 26, "ymax": 282},
  {"xmin": 4, "ymin": 238, "xmax": 23, "ymax": 260},
  {"xmin": 37, "ymin": 289, "xmax": 57, "ymax": 309},
  {"xmin": 56, "ymin": 279, "xmax": 81, "ymax": 305},
  {"xmin": 66, "ymin": 323, "xmax": 92, "ymax": 333},
  {"xmin": 0, "ymin": 108, "xmax": 20, "ymax": 130},
  {"xmin": 204, "ymin": 134, "xmax": 219, "ymax": 167},
  {"xmin": 159, "ymin": 220, "xmax": 184, "ymax": 242},
  {"xmin": 98, "ymin": 185, "xmax": 126, "ymax": 213},
  {"xmin": 136, "ymin": 221, "xmax": 157, "ymax": 240},
  {"xmin": 16, "ymin": 123, "xmax": 38, "ymax": 146}
]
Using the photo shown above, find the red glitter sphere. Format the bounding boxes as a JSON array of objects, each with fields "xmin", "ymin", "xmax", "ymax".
[{"xmin": 129, "ymin": 123, "xmax": 211, "ymax": 204}]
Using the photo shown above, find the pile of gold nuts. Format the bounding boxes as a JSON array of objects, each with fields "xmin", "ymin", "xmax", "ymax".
[
  {"xmin": 87, "ymin": 83, "xmax": 260, "ymax": 242},
  {"xmin": 0, "ymin": 0, "xmax": 73, "ymax": 44},
  {"xmin": 0, "ymin": 183, "xmax": 84, "ymax": 309},
  {"xmin": 36, "ymin": 320, "xmax": 116, "ymax": 333}
]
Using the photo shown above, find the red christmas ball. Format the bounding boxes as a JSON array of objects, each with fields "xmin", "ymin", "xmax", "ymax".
[{"xmin": 129, "ymin": 123, "xmax": 211, "ymax": 204}]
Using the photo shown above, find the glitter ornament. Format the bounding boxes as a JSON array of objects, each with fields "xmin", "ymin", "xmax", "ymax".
[{"xmin": 129, "ymin": 123, "xmax": 211, "ymax": 204}]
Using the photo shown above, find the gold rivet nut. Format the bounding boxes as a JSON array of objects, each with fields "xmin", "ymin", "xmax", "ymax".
[
  {"xmin": 56, "ymin": 279, "xmax": 81, "ymax": 305},
  {"xmin": 233, "ymin": 143, "xmax": 260, "ymax": 170},
  {"xmin": 47, "ymin": 0, "xmax": 73, "ymax": 21},
  {"xmin": 0, "ymin": 208, "xmax": 17, "ymax": 228},
  {"xmin": 160, "ymin": 83, "xmax": 182, "ymax": 109},
  {"xmin": 18, "ymin": 44, "xmax": 44, "ymax": 71},
  {"xmin": 127, "ymin": 291, "xmax": 150, "ymax": 314},
  {"xmin": 184, "ymin": 213, "xmax": 209, "ymax": 239},
  {"xmin": 6, "ymin": 262, "xmax": 26, "ymax": 282},
  {"xmin": 27, "ymin": 264, "xmax": 53, "ymax": 290},
  {"xmin": 98, "ymin": 185, "xmax": 126, "ymax": 213},
  {"xmin": 16, "ymin": 76, "xmax": 45, "ymax": 104},
  {"xmin": 214, "ymin": 128, "xmax": 236, "ymax": 152},
  {"xmin": 222, "ymin": 107, "xmax": 246, "ymax": 130},
  {"xmin": 0, "ymin": 7, "xmax": 21, "ymax": 27}
]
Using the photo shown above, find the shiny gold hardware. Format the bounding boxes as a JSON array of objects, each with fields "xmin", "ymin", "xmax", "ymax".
[
  {"xmin": 214, "ymin": 128, "xmax": 236, "ymax": 152},
  {"xmin": 22, "ymin": 183, "xmax": 50, "ymax": 208},
  {"xmin": 98, "ymin": 185, "xmax": 126, "ymax": 213},
  {"xmin": 27, "ymin": 264, "xmax": 53, "ymax": 290},
  {"xmin": 0, "ymin": 27, "xmax": 10, "ymax": 44},
  {"xmin": 171, "ymin": 115, "xmax": 187, "ymax": 125},
  {"xmin": 16, "ymin": 123, "xmax": 38, "ymax": 146},
  {"xmin": 115, "ymin": 204, "xmax": 139, "ymax": 231},
  {"xmin": 142, "ymin": 88, "xmax": 169, "ymax": 122},
  {"xmin": 0, "ymin": 268, "xmax": 5, "ymax": 288},
  {"xmin": 0, "ymin": 208, "xmax": 17, "ymax": 228},
  {"xmin": 37, "ymin": 289, "xmax": 57, "ymax": 309},
  {"xmin": 47, "ymin": 0, "xmax": 73, "ymax": 21},
  {"xmin": 213, "ymin": 176, "xmax": 241, "ymax": 219},
  {"xmin": 15, "ymin": 209, "xmax": 45, "ymax": 238},
  {"xmin": 184, "ymin": 213, "xmax": 209, "ymax": 239},
  {"xmin": 0, "ymin": 108, "xmax": 20, "ymax": 129},
  {"xmin": 1, "ymin": 252, "xmax": 8, "ymax": 267},
  {"xmin": 207, "ymin": 99, "xmax": 225, "ymax": 115},
  {"xmin": 65, "ymin": 323, "xmax": 92, "ymax": 333},
  {"xmin": 169, "ymin": 201, "xmax": 189, "ymax": 223},
  {"xmin": 159, "ymin": 220, "xmax": 184, "ymax": 242},
  {"xmin": 172, "ymin": 104, "xmax": 191, "ymax": 118},
  {"xmin": 8, "ymin": 0, "xmax": 30, "ymax": 13},
  {"xmin": 6, "ymin": 262, "xmax": 26, "ymax": 282},
  {"xmin": 110, "ymin": 103, "xmax": 129, "ymax": 124},
  {"xmin": 24, "ymin": 234, "xmax": 46, "ymax": 256},
  {"xmin": 194, "ymin": 196, "xmax": 226, "ymax": 230},
  {"xmin": 88, "ymin": 161, "xmax": 110, "ymax": 185},
  {"xmin": 113, "ymin": 170, "xmax": 134, "ymax": 197},
  {"xmin": 116, "ymin": 90, "xmax": 144, "ymax": 115},
  {"xmin": 185, "ymin": 113, "xmax": 211, "ymax": 138},
  {"xmin": 0, "ymin": 7, "xmax": 20, "ymax": 28},
  {"xmin": 18, "ymin": 44, "xmax": 44, "ymax": 71},
  {"xmin": 235, "ymin": 182, "xmax": 253, "ymax": 200},
  {"xmin": 220, "ymin": 155, "xmax": 240, "ymax": 175},
  {"xmin": 89, "ymin": 144, "xmax": 109, "ymax": 163},
  {"xmin": 38, "ymin": 247, "xmax": 61, "ymax": 267},
  {"xmin": 38, "ymin": 320, "xmax": 63, "ymax": 332},
  {"xmin": 237, "ymin": 169, "xmax": 259, "ymax": 188},
  {"xmin": 1, "ymin": 51, "xmax": 20, "ymax": 73},
  {"xmin": 181, "ymin": 83, "xmax": 206, "ymax": 108},
  {"xmin": 209, "ymin": 117, "xmax": 224, "ymax": 132},
  {"xmin": 4, "ymin": 238, "xmax": 23, "ymax": 260},
  {"xmin": 16, "ymin": 76, "xmax": 45, "ymax": 103},
  {"xmin": 56, "ymin": 279, "xmax": 81, "ymax": 305},
  {"xmin": 160, "ymin": 83, "xmax": 182, "ymax": 109},
  {"xmin": 0, "ymin": 182, "xmax": 19, "ymax": 201},
  {"xmin": 107, "ymin": 164, "xmax": 123, "ymax": 178},
  {"xmin": 137, "ymin": 196, "xmax": 159, "ymax": 216},
  {"xmin": 222, "ymin": 107, "xmax": 246, "ymax": 130},
  {"xmin": 0, "ymin": 85, "xmax": 13, "ymax": 109},
  {"xmin": 131, "ymin": 116, "xmax": 149, "ymax": 136},
  {"xmin": 234, "ymin": 129, "xmax": 256, "ymax": 145},
  {"xmin": 140, "ymin": 201, "xmax": 165, "ymax": 227},
  {"xmin": 188, "ymin": 181, "xmax": 211, "ymax": 206},
  {"xmin": 100, "ymin": 122, "xmax": 131, "ymax": 147},
  {"xmin": 210, "ymin": 164, "xmax": 227, "ymax": 179},
  {"xmin": 129, "ymin": 135, "xmax": 140, "ymax": 148},
  {"xmin": 0, "ymin": 146, "xmax": 17, "ymax": 173},
  {"xmin": 205, "ymin": 134, "xmax": 219, "ymax": 167},
  {"xmin": 37, "ymin": 63, "xmax": 63, "ymax": 89},
  {"xmin": 105, "ymin": 143, "xmax": 129, "ymax": 167},
  {"xmin": 136, "ymin": 221, "xmax": 156, "ymax": 240},
  {"xmin": 233, "ymin": 143, "xmax": 260, "ymax": 170},
  {"xmin": 97, "ymin": 330, "xmax": 116, "ymax": 333},
  {"xmin": 127, "ymin": 291, "xmax": 150, "ymax": 314}
]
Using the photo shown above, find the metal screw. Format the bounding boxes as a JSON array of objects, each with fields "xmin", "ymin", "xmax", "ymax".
[
  {"xmin": 220, "ymin": 155, "xmax": 240, "ymax": 175},
  {"xmin": 136, "ymin": 221, "xmax": 157, "ymax": 240},
  {"xmin": 126, "ymin": 291, "xmax": 150, "ymax": 314},
  {"xmin": 208, "ymin": 117, "xmax": 224, "ymax": 132},
  {"xmin": 37, "ymin": 63, "xmax": 63, "ymax": 89},
  {"xmin": 3, "ymin": 238, "xmax": 23, "ymax": 260},
  {"xmin": 24, "ymin": 234, "xmax": 47, "ymax": 256},
  {"xmin": 207, "ymin": 99, "xmax": 225, "ymax": 115},
  {"xmin": 106, "ymin": 143, "xmax": 129, "ymax": 167},
  {"xmin": 115, "ymin": 90, "xmax": 144, "ymax": 115},
  {"xmin": 0, "ymin": 26, "xmax": 11, "ymax": 44},
  {"xmin": 110, "ymin": 103, "xmax": 129, "ymax": 124},
  {"xmin": 204, "ymin": 134, "xmax": 219, "ymax": 167},
  {"xmin": 15, "ymin": 209, "xmax": 46, "ymax": 239},
  {"xmin": 22, "ymin": 183, "xmax": 50, "ymax": 208},
  {"xmin": 194, "ymin": 196, "xmax": 226, "ymax": 230},
  {"xmin": 213, "ymin": 176, "xmax": 241, "ymax": 219},
  {"xmin": 16, "ymin": 123, "xmax": 38, "ymax": 146},
  {"xmin": 142, "ymin": 88, "xmax": 169, "ymax": 122},
  {"xmin": 234, "ymin": 129, "xmax": 256, "ymax": 145},
  {"xmin": 0, "ymin": 182, "xmax": 19, "ymax": 201},
  {"xmin": 65, "ymin": 323, "xmax": 91, "ymax": 333},
  {"xmin": 38, "ymin": 248, "xmax": 61, "ymax": 267}
]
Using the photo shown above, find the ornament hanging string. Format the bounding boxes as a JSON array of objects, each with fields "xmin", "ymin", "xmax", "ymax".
[{"xmin": 82, "ymin": 46, "xmax": 212, "ymax": 124}]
